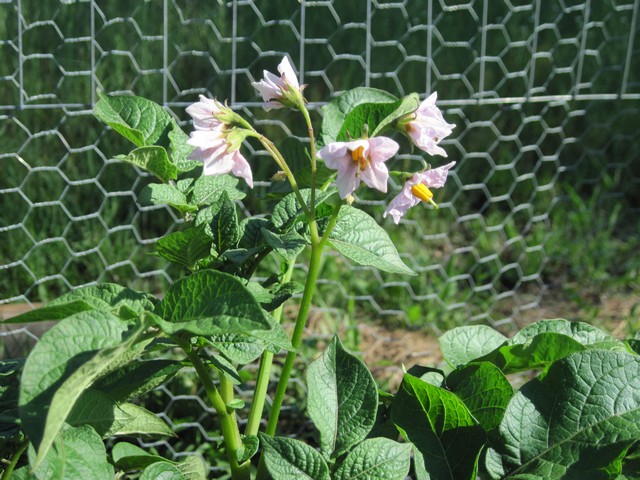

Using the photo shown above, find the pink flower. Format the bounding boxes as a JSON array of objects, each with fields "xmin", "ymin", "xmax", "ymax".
[
  {"xmin": 185, "ymin": 95, "xmax": 226, "ymax": 131},
  {"xmin": 187, "ymin": 130, "xmax": 253, "ymax": 188},
  {"xmin": 383, "ymin": 161, "xmax": 456, "ymax": 224},
  {"xmin": 251, "ymin": 56, "xmax": 303, "ymax": 110},
  {"xmin": 405, "ymin": 93, "xmax": 455, "ymax": 157},
  {"xmin": 318, "ymin": 137, "xmax": 399, "ymax": 199}
]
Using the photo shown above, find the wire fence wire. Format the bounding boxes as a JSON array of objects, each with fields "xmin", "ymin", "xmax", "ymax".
[{"xmin": 1, "ymin": 0, "xmax": 639, "ymax": 471}]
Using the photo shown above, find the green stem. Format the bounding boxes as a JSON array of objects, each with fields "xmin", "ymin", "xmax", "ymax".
[
  {"xmin": 245, "ymin": 260, "xmax": 296, "ymax": 438},
  {"xmin": 1, "ymin": 437, "xmax": 28, "ymax": 480},
  {"xmin": 178, "ymin": 340, "xmax": 250, "ymax": 480},
  {"xmin": 301, "ymin": 106, "xmax": 317, "ymax": 222}
]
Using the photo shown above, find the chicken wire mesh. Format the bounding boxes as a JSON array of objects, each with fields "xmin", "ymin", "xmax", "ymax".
[{"xmin": 1, "ymin": 0, "xmax": 640, "ymax": 472}]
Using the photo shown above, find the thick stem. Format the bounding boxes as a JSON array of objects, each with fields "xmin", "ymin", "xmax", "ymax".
[
  {"xmin": 1, "ymin": 437, "xmax": 28, "ymax": 480},
  {"xmin": 265, "ymin": 241, "xmax": 323, "ymax": 436},
  {"xmin": 245, "ymin": 260, "xmax": 296, "ymax": 438},
  {"xmin": 179, "ymin": 340, "xmax": 250, "ymax": 480}
]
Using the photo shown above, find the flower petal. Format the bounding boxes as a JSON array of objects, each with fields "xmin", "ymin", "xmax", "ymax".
[
  {"xmin": 278, "ymin": 56, "xmax": 300, "ymax": 90},
  {"xmin": 230, "ymin": 151, "xmax": 254, "ymax": 188}
]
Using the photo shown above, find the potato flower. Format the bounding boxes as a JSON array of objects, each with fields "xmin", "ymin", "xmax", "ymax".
[
  {"xmin": 186, "ymin": 95, "xmax": 253, "ymax": 187},
  {"xmin": 318, "ymin": 137, "xmax": 399, "ymax": 199},
  {"xmin": 403, "ymin": 92, "xmax": 455, "ymax": 157},
  {"xmin": 383, "ymin": 161, "xmax": 456, "ymax": 224},
  {"xmin": 252, "ymin": 56, "xmax": 304, "ymax": 110}
]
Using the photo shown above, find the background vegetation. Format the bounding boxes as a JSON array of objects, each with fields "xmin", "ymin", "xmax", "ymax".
[{"xmin": 1, "ymin": 0, "xmax": 639, "ymax": 333}]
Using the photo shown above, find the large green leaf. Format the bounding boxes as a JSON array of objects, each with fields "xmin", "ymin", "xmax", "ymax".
[
  {"xmin": 28, "ymin": 424, "xmax": 114, "ymax": 480},
  {"xmin": 116, "ymin": 145, "xmax": 177, "ymax": 182},
  {"xmin": 446, "ymin": 362, "xmax": 513, "ymax": 435},
  {"xmin": 93, "ymin": 94, "xmax": 172, "ymax": 147},
  {"xmin": 333, "ymin": 437, "xmax": 412, "ymax": 480},
  {"xmin": 438, "ymin": 325, "xmax": 508, "ymax": 367},
  {"xmin": 152, "ymin": 270, "xmax": 291, "ymax": 350},
  {"xmin": 321, "ymin": 87, "xmax": 398, "ymax": 145},
  {"xmin": 259, "ymin": 434, "xmax": 330, "ymax": 480},
  {"xmin": 23, "ymin": 316, "xmax": 149, "ymax": 468},
  {"xmin": 260, "ymin": 229, "xmax": 307, "ymax": 262},
  {"xmin": 327, "ymin": 206, "xmax": 415, "ymax": 275},
  {"xmin": 391, "ymin": 373, "xmax": 485, "ymax": 480},
  {"xmin": 307, "ymin": 335, "xmax": 378, "ymax": 457},
  {"xmin": 4, "ymin": 284, "xmax": 157, "ymax": 324},
  {"xmin": 486, "ymin": 350, "xmax": 640, "ymax": 479},
  {"xmin": 156, "ymin": 225, "xmax": 212, "ymax": 270}
]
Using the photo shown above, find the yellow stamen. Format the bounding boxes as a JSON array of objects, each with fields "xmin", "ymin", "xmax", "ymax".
[
  {"xmin": 351, "ymin": 146, "xmax": 368, "ymax": 171},
  {"xmin": 411, "ymin": 183, "xmax": 439, "ymax": 209}
]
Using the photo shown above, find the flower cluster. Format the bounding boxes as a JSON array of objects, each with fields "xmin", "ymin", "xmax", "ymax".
[{"xmin": 186, "ymin": 56, "xmax": 456, "ymax": 222}]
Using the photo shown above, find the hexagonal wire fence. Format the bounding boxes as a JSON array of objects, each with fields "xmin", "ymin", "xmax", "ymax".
[{"xmin": 1, "ymin": 0, "xmax": 639, "ymax": 474}]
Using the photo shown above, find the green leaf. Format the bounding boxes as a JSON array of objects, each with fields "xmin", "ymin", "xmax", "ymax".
[
  {"xmin": 26, "ymin": 317, "xmax": 149, "ymax": 468},
  {"xmin": 152, "ymin": 270, "xmax": 292, "ymax": 350},
  {"xmin": 327, "ymin": 206, "xmax": 415, "ymax": 275},
  {"xmin": 93, "ymin": 94, "xmax": 172, "ymax": 147},
  {"xmin": 156, "ymin": 225, "xmax": 212, "ymax": 270},
  {"xmin": 168, "ymin": 121, "xmax": 200, "ymax": 172},
  {"xmin": 334, "ymin": 438, "xmax": 411, "ymax": 480},
  {"xmin": 477, "ymin": 332, "xmax": 586, "ymax": 374},
  {"xmin": 249, "ymin": 281, "xmax": 304, "ymax": 312},
  {"xmin": 3, "ymin": 283, "xmax": 157, "ymax": 324},
  {"xmin": 112, "ymin": 441, "xmax": 174, "ymax": 470},
  {"xmin": 333, "ymin": 437, "xmax": 412, "ymax": 480},
  {"xmin": 511, "ymin": 318, "xmax": 620, "ymax": 346},
  {"xmin": 177, "ymin": 455, "xmax": 207, "ymax": 480},
  {"xmin": 261, "ymin": 229, "xmax": 307, "ymax": 262},
  {"xmin": 238, "ymin": 218, "xmax": 271, "ymax": 249},
  {"xmin": 28, "ymin": 424, "xmax": 114, "ymax": 480},
  {"xmin": 0, "ymin": 359, "xmax": 23, "ymax": 440},
  {"xmin": 307, "ymin": 335, "xmax": 378, "ymax": 457},
  {"xmin": 206, "ymin": 353, "xmax": 242, "ymax": 385},
  {"xmin": 271, "ymin": 188, "xmax": 335, "ymax": 232},
  {"xmin": 140, "ymin": 461, "xmax": 186, "ymax": 480},
  {"xmin": 191, "ymin": 174, "xmax": 245, "ymax": 207},
  {"xmin": 208, "ymin": 334, "xmax": 266, "ymax": 365},
  {"xmin": 93, "ymin": 359, "xmax": 183, "ymax": 401},
  {"xmin": 67, "ymin": 389, "xmax": 174, "ymax": 438},
  {"xmin": 259, "ymin": 433, "xmax": 330, "ymax": 480},
  {"xmin": 236, "ymin": 435, "xmax": 259, "ymax": 464},
  {"xmin": 438, "ymin": 325, "xmax": 508, "ymax": 367},
  {"xmin": 19, "ymin": 311, "xmax": 135, "ymax": 453},
  {"xmin": 321, "ymin": 87, "xmax": 398, "ymax": 145},
  {"xmin": 117, "ymin": 146, "xmax": 177, "ymax": 182},
  {"xmin": 337, "ymin": 93, "xmax": 419, "ymax": 142},
  {"xmin": 138, "ymin": 183, "xmax": 197, "ymax": 215},
  {"xmin": 446, "ymin": 362, "xmax": 513, "ymax": 435},
  {"xmin": 487, "ymin": 350, "xmax": 640, "ymax": 479},
  {"xmin": 210, "ymin": 191, "xmax": 241, "ymax": 254},
  {"xmin": 391, "ymin": 373, "xmax": 485, "ymax": 480},
  {"xmin": 371, "ymin": 93, "xmax": 420, "ymax": 136}
]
